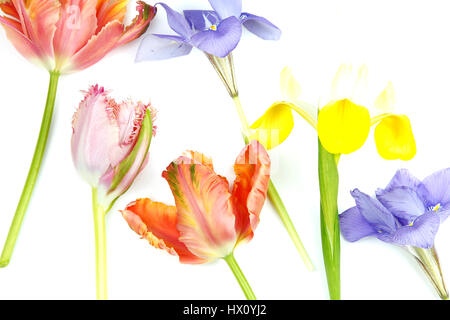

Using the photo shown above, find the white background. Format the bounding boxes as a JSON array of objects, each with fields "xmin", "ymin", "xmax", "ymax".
[{"xmin": 1, "ymin": 0, "xmax": 450, "ymax": 300}]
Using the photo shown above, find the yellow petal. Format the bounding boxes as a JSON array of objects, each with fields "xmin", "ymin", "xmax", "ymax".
[
  {"xmin": 374, "ymin": 115, "xmax": 416, "ymax": 160},
  {"xmin": 317, "ymin": 99, "xmax": 371, "ymax": 154},
  {"xmin": 249, "ymin": 102, "xmax": 294, "ymax": 150},
  {"xmin": 280, "ymin": 67, "xmax": 301, "ymax": 101},
  {"xmin": 374, "ymin": 81, "xmax": 396, "ymax": 112}
]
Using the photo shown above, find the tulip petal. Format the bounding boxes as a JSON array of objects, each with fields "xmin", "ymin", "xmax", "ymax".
[
  {"xmin": 317, "ymin": 99, "xmax": 371, "ymax": 155},
  {"xmin": 190, "ymin": 16, "xmax": 242, "ymax": 58},
  {"xmin": 162, "ymin": 156, "xmax": 237, "ymax": 260},
  {"xmin": 96, "ymin": 0, "xmax": 128, "ymax": 31},
  {"xmin": 122, "ymin": 199, "xmax": 207, "ymax": 264},
  {"xmin": 71, "ymin": 85, "xmax": 121, "ymax": 186},
  {"xmin": 115, "ymin": 2, "xmax": 155, "ymax": 47},
  {"xmin": 374, "ymin": 114, "xmax": 416, "ymax": 160},
  {"xmin": 64, "ymin": 20, "xmax": 123, "ymax": 73},
  {"xmin": 53, "ymin": 0, "xmax": 97, "ymax": 70},
  {"xmin": 240, "ymin": 12, "xmax": 281, "ymax": 41},
  {"xmin": 232, "ymin": 141, "xmax": 271, "ymax": 243},
  {"xmin": 0, "ymin": 2, "xmax": 20, "ymax": 20},
  {"xmin": 249, "ymin": 102, "xmax": 294, "ymax": 150},
  {"xmin": 0, "ymin": 16, "xmax": 42, "ymax": 65},
  {"xmin": 14, "ymin": 0, "xmax": 60, "ymax": 63},
  {"xmin": 136, "ymin": 34, "xmax": 193, "ymax": 61}
]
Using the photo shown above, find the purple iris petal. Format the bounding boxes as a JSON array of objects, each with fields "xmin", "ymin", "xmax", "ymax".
[
  {"xmin": 384, "ymin": 168, "xmax": 422, "ymax": 191},
  {"xmin": 208, "ymin": 0, "xmax": 242, "ymax": 19},
  {"xmin": 418, "ymin": 168, "xmax": 450, "ymax": 206},
  {"xmin": 190, "ymin": 16, "xmax": 242, "ymax": 58},
  {"xmin": 157, "ymin": 3, "xmax": 193, "ymax": 39},
  {"xmin": 184, "ymin": 10, "xmax": 220, "ymax": 32},
  {"xmin": 376, "ymin": 187, "xmax": 426, "ymax": 223},
  {"xmin": 437, "ymin": 203, "xmax": 450, "ymax": 222},
  {"xmin": 351, "ymin": 189, "xmax": 398, "ymax": 233},
  {"xmin": 339, "ymin": 206, "xmax": 377, "ymax": 242},
  {"xmin": 240, "ymin": 12, "xmax": 281, "ymax": 40},
  {"xmin": 136, "ymin": 35, "xmax": 193, "ymax": 62},
  {"xmin": 387, "ymin": 211, "xmax": 441, "ymax": 248}
]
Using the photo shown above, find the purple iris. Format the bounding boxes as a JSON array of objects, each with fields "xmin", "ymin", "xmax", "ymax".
[
  {"xmin": 136, "ymin": 0, "xmax": 281, "ymax": 61},
  {"xmin": 340, "ymin": 168, "xmax": 450, "ymax": 249}
]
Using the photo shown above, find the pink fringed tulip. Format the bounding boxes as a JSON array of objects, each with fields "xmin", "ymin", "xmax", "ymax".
[
  {"xmin": 0, "ymin": 1, "xmax": 156, "ymax": 269},
  {"xmin": 0, "ymin": 0, "xmax": 156, "ymax": 73},
  {"xmin": 72, "ymin": 85, "xmax": 156, "ymax": 300},
  {"xmin": 122, "ymin": 140, "xmax": 270, "ymax": 299}
]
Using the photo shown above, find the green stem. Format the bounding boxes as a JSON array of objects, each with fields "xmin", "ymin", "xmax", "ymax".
[
  {"xmin": 232, "ymin": 95, "xmax": 313, "ymax": 271},
  {"xmin": 267, "ymin": 181, "xmax": 314, "ymax": 271},
  {"xmin": 318, "ymin": 138, "xmax": 341, "ymax": 300},
  {"xmin": 92, "ymin": 188, "xmax": 108, "ymax": 300},
  {"xmin": 224, "ymin": 254, "xmax": 256, "ymax": 300},
  {"xmin": 0, "ymin": 71, "xmax": 60, "ymax": 268}
]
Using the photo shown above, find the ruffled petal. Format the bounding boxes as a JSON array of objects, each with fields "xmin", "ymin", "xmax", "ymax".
[
  {"xmin": 53, "ymin": 0, "xmax": 97, "ymax": 70},
  {"xmin": 190, "ymin": 15, "xmax": 242, "ymax": 58},
  {"xmin": 122, "ymin": 198, "xmax": 207, "ymax": 264},
  {"xmin": 317, "ymin": 99, "xmax": 371, "ymax": 155},
  {"xmin": 136, "ymin": 34, "xmax": 192, "ymax": 61},
  {"xmin": 374, "ymin": 114, "xmax": 416, "ymax": 160},
  {"xmin": 162, "ymin": 156, "xmax": 237, "ymax": 260},
  {"xmin": 231, "ymin": 141, "xmax": 270, "ymax": 243},
  {"xmin": 339, "ymin": 206, "xmax": 377, "ymax": 242},
  {"xmin": 376, "ymin": 187, "xmax": 426, "ymax": 223},
  {"xmin": 240, "ymin": 12, "xmax": 281, "ymax": 40},
  {"xmin": 208, "ymin": 0, "xmax": 241, "ymax": 19},
  {"xmin": 115, "ymin": 2, "xmax": 155, "ymax": 47},
  {"xmin": 62, "ymin": 20, "xmax": 123, "ymax": 73},
  {"xmin": 387, "ymin": 211, "xmax": 440, "ymax": 249},
  {"xmin": 351, "ymin": 189, "xmax": 398, "ymax": 234},
  {"xmin": 96, "ymin": 0, "xmax": 128, "ymax": 31},
  {"xmin": 418, "ymin": 168, "xmax": 450, "ymax": 206}
]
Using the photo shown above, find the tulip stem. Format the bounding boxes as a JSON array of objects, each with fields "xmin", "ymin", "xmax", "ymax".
[
  {"xmin": 92, "ymin": 188, "xmax": 108, "ymax": 300},
  {"xmin": 224, "ymin": 253, "xmax": 256, "ymax": 300},
  {"xmin": 0, "ymin": 70, "xmax": 60, "ymax": 268},
  {"xmin": 232, "ymin": 94, "xmax": 313, "ymax": 271}
]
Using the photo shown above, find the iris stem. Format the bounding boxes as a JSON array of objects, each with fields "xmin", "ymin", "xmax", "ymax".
[
  {"xmin": 232, "ymin": 95, "xmax": 314, "ymax": 271},
  {"xmin": 224, "ymin": 253, "xmax": 256, "ymax": 300},
  {"xmin": 92, "ymin": 188, "xmax": 108, "ymax": 300},
  {"xmin": 0, "ymin": 70, "xmax": 60, "ymax": 268}
]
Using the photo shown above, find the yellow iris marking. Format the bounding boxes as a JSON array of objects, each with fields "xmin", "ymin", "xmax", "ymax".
[
  {"xmin": 433, "ymin": 204, "xmax": 441, "ymax": 212},
  {"xmin": 210, "ymin": 25, "xmax": 217, "ymax": 31}
]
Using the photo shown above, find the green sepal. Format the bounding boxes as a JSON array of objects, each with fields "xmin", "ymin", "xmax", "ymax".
[{"xmin": 106, "ymin": 109, "xmax": 153, "ymax": 211}]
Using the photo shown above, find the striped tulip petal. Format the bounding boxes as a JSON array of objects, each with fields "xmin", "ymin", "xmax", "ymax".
[
  {"xmin": 232, "ymin": 140, "xmax": 271, "ymax": 243},
  {"xmin": 122, "ymin": 199, "xmax": 207, "ymax": 264},
  {"xmin": 162, "ymin": 156, "xmax": 237, "ymax": 260}
]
